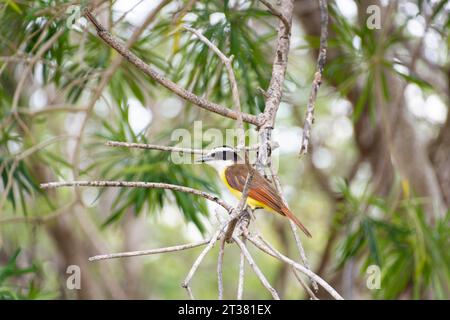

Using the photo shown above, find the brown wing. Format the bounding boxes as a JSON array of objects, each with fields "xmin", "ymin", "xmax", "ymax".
[
  {"xmin": 225, "ymin": 164, "xmax": 312, "ymax": 237},
  {"xmin": 225, "ymin": 164, "xmax": 286, "ymax": 214}
]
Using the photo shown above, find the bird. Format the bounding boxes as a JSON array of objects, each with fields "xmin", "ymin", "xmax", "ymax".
[{"xmin": 196, "ymin": 146, "xmax": 312, "ymax": 237}]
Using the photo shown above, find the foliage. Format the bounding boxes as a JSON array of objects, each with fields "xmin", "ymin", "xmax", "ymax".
[
  {"xmin": 336, "ymin": 181, "xmax": 450, "ymax": 299},
  {"xmin": 0, "ymin": 249, "xmax": 53, "ymax": 300}
]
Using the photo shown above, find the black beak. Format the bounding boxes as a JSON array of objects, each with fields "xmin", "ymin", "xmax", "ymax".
[{"xmin": 195, "ymin": 154, "xmax": 212, "ymax": 163}]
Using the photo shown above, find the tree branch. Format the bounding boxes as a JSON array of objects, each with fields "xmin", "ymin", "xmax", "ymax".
[
  {"xmin": 217, "ymin": 236, "xmax": 226, "ymax": 300},
  {"xmin": 106, "ymin": 140, "xmax": 206, "ymax": 154},
  {"xmin": 237, "ymin": 244, "xmax": 245, "ymax": 299},
  {"xmin": 258, "ymin": 0, "xmax": 291, "ymax": 31},
  {"xmin": 245, "ymin": 234, "xmax": 344, "ymax": 300},
  {"xmin": 83, "ymin": 9, "xmax": 261, "ymax": 126},
  {"xmin": 89, "ymin": 239, "xmax": 211, "ymax": 261},
  {"xmin": 269, "ymin": 162, "xmax": 317, "ymax": 290},
  {"xmin": 233, "ymin": 235, "xmax": 280, "ymax": 300},
  {"xmin": 105, "ymin": 140, "xmax": 272, "ymax": 153},
  {"xmin": 182, "ymin": 25, "xmax": 246, "ymax": 153},
  {"xmin": 181, "ymin": 228, "xmax": 224, "ymax": 298},
  {"xmin": 40, "ymin": 180, "xmax": 233, "ymax": 212},
  {"xmin": 299, "ymin": 0, "xmax": 328, "ymax": 156},
  {"xmin": 257, "ymin": 0, "xmax": 294, "ymax": 171},
  {"xmin": 292, "ymin": 268, "xmax": 319, "ymax": 300}
]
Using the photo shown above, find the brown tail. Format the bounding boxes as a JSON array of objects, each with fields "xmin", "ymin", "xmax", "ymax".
[{"xmin": 281, "ymin": 207, "xmax": 312, "ymax": 238}]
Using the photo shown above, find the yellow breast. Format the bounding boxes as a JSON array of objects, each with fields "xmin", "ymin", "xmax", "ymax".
[{"xmin": 219, "ymin": 168, "xmax": 273, "ymax": 211}]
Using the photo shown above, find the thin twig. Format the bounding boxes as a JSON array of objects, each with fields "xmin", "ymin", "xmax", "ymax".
[
  {"xmin": 257, "ymin": 0, "xmax": 294, "ymax": 171},
  {"xmin": 233, "ymin": 235, "xmax": 280, "ymax": 300},
  {"xmin": 185, "ymin": 286, "xmax": 195, "ymax": 300},
  {"xmin": 181, "ymin": 229, "xmax": 223, "ymax": 298},
  {"xmin": 73, "ymin": 2, "xmax": 171, "ymax": 202},
  {"xmin": 299, "ymin": 0, "xmax": 328, "ymax": 156},
  {"xmin": 180, "ymin": 203, "xmax": 247, "ymax": 299},
  {"xmin": 113, "ymin": 0, "xmax": 146, "ymax": 26},
  {"xmin": 89, "ymin": 239, "xmax": 211, "ymax": 261},
  {"xmin": 292, "ymin": 268, "xmax": 319, "ymax": 300},
  {"xmin": 246, "ymin": 234, "xmax": 343, "ymax": 300},
  {"xmin": 105, "ymin": 140, "xmax": 271, "ymax": 153},
  {"xmin": 106, "ymin": 140, "xmax": 205, "ymax": 154},
  {"xmin": 217, "ymin": 237, "xmax": 226, "ymax": 300},
  {"xmin": 182, "ymin": 25, "xmax": 246, "ymax": 154},
  {"xmin": 288, "ymin": 220, "xmax": 318, "ymax": 291},
  {"xmin": 237, "ymin": 240, "xmax": 246, "ymax": 300},
  {"xmin": 269, "ymin": 165, "xmax": 318, "ymax": 290},
  {"xmin": 40, "ymin": 180, "xmax": 233, "ymax": 212}
]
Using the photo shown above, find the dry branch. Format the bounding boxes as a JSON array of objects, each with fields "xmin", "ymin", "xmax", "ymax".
[
  {"xmin": 259, "ymin": 0, "xmax": 291, "ymax": 31},
  {"xmin": 237, "ymin": 246, "xmax": 245, "ymax": 300},
  {"xmin": 299, "ymin": 0, "xmax": 328, "ymax": 156},
  {"xmin": 105, "ymin": 140, "xmax": 273, "ymax": 153},
  {"xmin": 89, "ymin": 239, "xmax": 211, "ymax": 261},
  {"xmin": 40, "ymin": 180, "xmax": 233, "ymax": 212},
  {"xmin": 106, "ymin": 140, "xmax": 205, "ymax": 154},
  {"xmin": 83, "ymin": 9, "xmax": 261, "ymax": 126},
  {"xmin": 246, "ymin": 234, "xmax": 343, "ymax": 300},
  {"xmin": 256, "ymin": 0, "xmax": 294, "ymax": 171},
  {"xmin": 181, "ymin": 228, "xmax": 224, "ymax": 298},
  {"xmin": 233, "ymin": 235, "xmax": 280, "ymax": 300},
  {"xmin": 217, "ymin": 237, "xmax": 226, "ymax": 300}
]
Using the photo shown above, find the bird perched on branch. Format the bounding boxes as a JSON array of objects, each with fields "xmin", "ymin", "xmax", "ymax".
[{"xmin": 197, "ymin": 146, "xmax": 311, "ymax": 237}]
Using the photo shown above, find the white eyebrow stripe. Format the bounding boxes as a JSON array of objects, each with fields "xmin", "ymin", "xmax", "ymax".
[{"xmin": 210, "ymin": 147, "xmax": 235, "ymax": 153}]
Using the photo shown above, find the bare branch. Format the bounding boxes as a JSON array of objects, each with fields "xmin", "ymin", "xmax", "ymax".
[
  {"xmin": 258, "ymin": 0, "xmax": 291, "ymax": 31},
  {"xmin": 89, "ymin": 239, "xmax": 211, "ymax": 261},
  {"xmin": 40, "ymin": 180, "xmax": 233, "ymax": 212},
  {"xmin": 288, "ymin": 220, "xmax": 318, "ymax": 291},
  {"xmin": 105, "ymin": 140, "xmax": 276, "ymax": 153},
  {"xmin": 185, "ymin": 286, "xmax": 195, "ymax": 300},
  {"xmin": 182, "ymin": 25, "xmax": 246, "ymax": 153},
  {"xmin": 269, "ymin": 165, "xmax": 317, "ymax": 290},
  {"xmin": 217, "ymin": 237, "xmax": 226, "ymax": 300},
  {"xmin": 106, "ymin": 141, "xmax": 206, "ymax": 154},
  {"xmin": 257, "ymin": 0, "xmax": 294, "ymax": 171},
  {"xmin": 83, "ymin": 9, "xmax": 261, "ymax": 126},
  {"xmin": 292, "ymin": 268, "xmax": 319, "ymax": 300},
  {"xmin": 233, "ymin": 235, "xmax": 280, "ymax": 300},
  {"xmin": 245, "ymin": 234, "xmax": 343, "ymax": 300},
  {"xmin": 237, "ymin": 240, "xmax": 246, "ymax": 300},
  {"xmin": 182, "ymin": 229, "xmax": 223, "ymax": 298},
  {"xmin": 113, "ymin": 0, "xmax": 146, "ymax": 26},
  {"xmin": 299, "ymin": 0, "xmax": 328, "ymax": 156},
  {"xmin": 72, "ymin": 2, "xmax": 172, "ymax": 198}
]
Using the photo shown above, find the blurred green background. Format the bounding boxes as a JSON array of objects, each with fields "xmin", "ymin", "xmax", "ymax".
[{"xmin": 0, "ymin": 0, "xmax": 449, "ymax": 299}]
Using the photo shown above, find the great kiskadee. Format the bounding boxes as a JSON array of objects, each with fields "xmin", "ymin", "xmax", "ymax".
[{"xmin": 197, "ymin": 146, "xmax": 312, "ymax": 237}]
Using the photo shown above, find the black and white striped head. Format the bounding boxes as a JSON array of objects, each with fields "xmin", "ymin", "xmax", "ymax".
[{"xmin": 197, "ymin": 146, "xmax": 241, "ymax": 164}]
